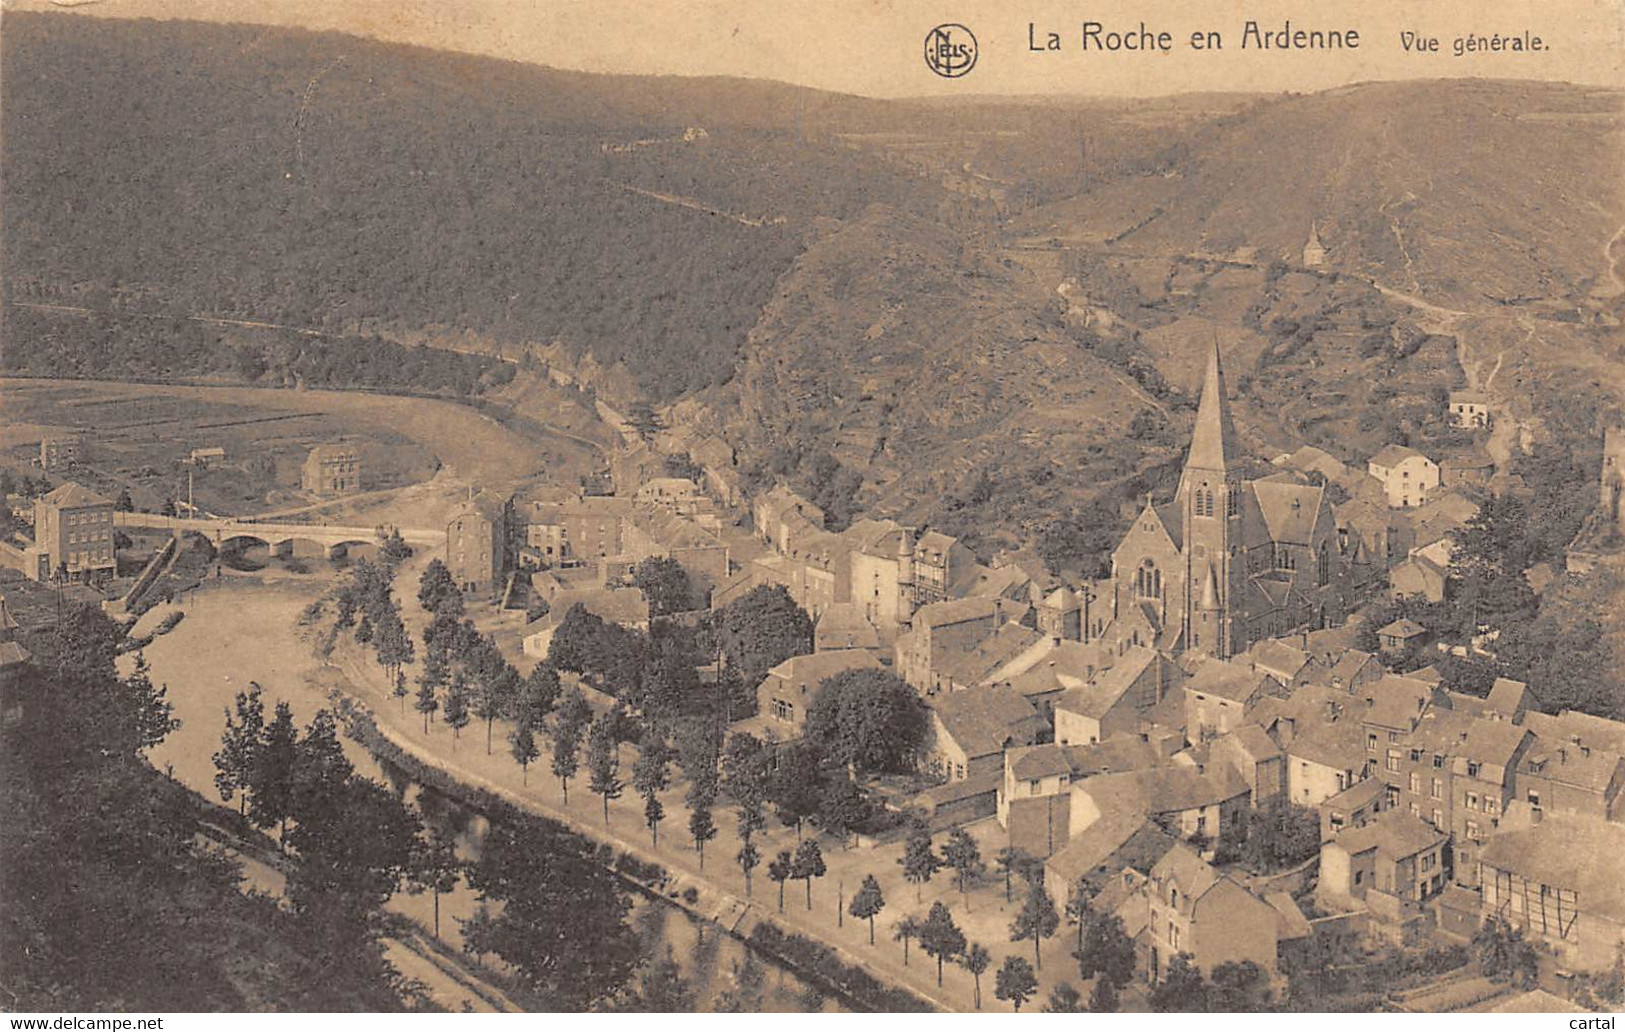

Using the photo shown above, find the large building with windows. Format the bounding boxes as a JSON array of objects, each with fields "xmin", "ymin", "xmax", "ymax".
[
  {"xmin": 33, "ymin": 482, "xmax": 116, "ymax": 583},
  {"xmin": 1097, "ymin": 341, "xmax": 1353, "ymax": 661}
]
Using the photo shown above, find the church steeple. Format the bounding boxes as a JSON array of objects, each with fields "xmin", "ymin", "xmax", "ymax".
[{"xmin": 1178, "ymin": 337, "xmax": 1239, "ymax": 499}]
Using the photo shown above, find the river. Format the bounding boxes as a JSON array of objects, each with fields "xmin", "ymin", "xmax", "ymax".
[{"xmin": 126, "ymin": 569, "xmax": 837, "ymax": 1012}]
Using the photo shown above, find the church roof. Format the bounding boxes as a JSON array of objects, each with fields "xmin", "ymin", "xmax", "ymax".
[
  {"xmin": 1250, "ymin": 480, "xmax": 1325, "ymax": 545},
  {"xmin": 1183, "ymin": 338, "xmax": 1241, "ymax": 481}
]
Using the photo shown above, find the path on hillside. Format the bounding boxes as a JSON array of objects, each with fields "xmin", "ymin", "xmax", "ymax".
[
  {"xmin": 1600, "ymin": 221, "xmax": 1625, "ymax": 298},
  {"xmin": 603, "ymin": 180, "xmax": 788, "ymax": 228}
]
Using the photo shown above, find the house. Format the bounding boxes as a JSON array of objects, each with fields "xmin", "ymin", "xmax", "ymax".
[
  {"xmin": 931, "ymin": 621, "xmax": 1051, "ymax": 694},
  {"xmin": 1449, "ymin": 391, "xmax": 1492, "ymax": 430},
  {"xmin": 1138, "ymin": 844, "xmax": 1285, "ymax": 980},
  {"xmin": 1210, "ymin": 724, "xmax": 1286, "ymax": 803},
  {"xmin": 1053, "ymin": 646, "xmax": 1174, "ymax": 746},
  {"xmin": 756, "ymin": 650, "xmax": 881, "ymax": 738},
  {"xmin": 1438, "ymin": 716, "xmax": 1533, "ymax": 886},
  {"xmin": 1045, "ymin": 813, "xmax": 1179, "ymax": 901},
  {"xmin": 1441, "ymin": 450, "xmax": 1496, "ymax": 491},
  {"xmin": 1244, "ymin": 637, "xmax": 1322, "ymax": 689},
  {"xmin": 893, "ymin": 596, "xmax": 1000, "ymax": 693},
  {"xmin": 928, "ymin": 684, "xmax": 1047, "ymax": 782},
  {"xmin": 1410, "ymin": 490, "xmax": 1481, "ymax": 568},
  {"xmin": 998, "ymin": 734, "xmax": 1181, "ymax": 855},
  {"xmin": 997, "ymin": 638, "xmax": 1118, "ymax": 723},
  {"xmin": 38, "ymin": 435, "xmax": 83, "ymax": 472},
  {"xmin": 445, "ymin": 490, "xmax": 510, "ymax": 595},
  {"xmin": 1318, "ymin": 811, "xmax": 1449, "ymax": 932},
  {"xmin": 1376, "ymin": 618, "xmax": 1430, "ymax": 653},
  {"xmin": 1390, "ymin": 554, "xmax": 1448, "ymax": 603},
  {"xmin": 1367, "ymin": 445, "xmax": 1439, "ymax": 509},
  {"xmin": 1515, "ymin": 733, "xmax": 1625, "ymax": 824},
  {"xmin": 1258, "ymin": 685, "xmax": 1371, "ymax": 805},
  {"xmin": 1272, "ymin": 444, "xmax": 1352, "ymax": 488},
  {"xmin": 301, "ymin": 442, "xmax": 361, "ymax": 496},
  {"xmin": 521, "ymin": 587, "xmax": 650, "ymax": 659},
  {"xmin": 754, "ymin": 485, "xmax": 824, "ymax": 553},
  {"xmin": 1183, "ymin": 657, "xmax": 1281, "ymax": 742},
  {"xmin": 33, "ymin": 482, "xmax": 116, "ymax": 584},
  {"xmin": 187, "ymin": 446, "xmax": 226, "ymax": 467},
  {"xmin": 812, "ymin": 603, "xmax": 882, "ymax": 655},
  {"xmin": 1479, "ymin": 809, "xmax": 1625, "ymax": 971},
  {"xmin": 522, "ymin": 495, "xmax": 633, "ymax": 568},
  {"xmin": 1071, "ymin": 765, "xmax": 1251, "ymax": 848},
  {"xmin": 1323, "ymin": 648, "xmax": 1383, "ymax": 693},
  {"xmin": 1318, "ymin": 777, "xmax": 1388, "ymax": 841}
]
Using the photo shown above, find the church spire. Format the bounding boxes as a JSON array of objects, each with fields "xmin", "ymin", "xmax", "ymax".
[{"xmin": 1183, "ymin": 337, "xmax": 1239, "ymax": 484}]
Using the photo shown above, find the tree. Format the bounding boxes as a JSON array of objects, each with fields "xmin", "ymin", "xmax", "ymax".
[
  {"xmin": 792, "ymin": 838, "xmax": 826, "ymax": 910},
  {"xmin": 1475, "ymin": 917, "xmax": 1539, "ymax": 989},
  {"xmin": 213, "ymin": 681, "xmax": 265, "ymax": 815},
  {"xmin": 1241, "ymin": 796, "xmax": 1321, "ymax": 873},
  {"xmin": 769, "ymin": 739, "xmax": 826, "ymax": 838},
  {"xmin": 1043, "ymin": 982, "xmax": 1084, "ymax": 1013},
  {"xmin": 714, "ymin": 584, "xmax": 813, "ymax": 688},
  {"xmin": 941, "ymin": 828, "xmax": 985, "ymax": 899},
  {"xmin": 995, "ymin": 955, "xmax": 1038, "ymax": 1012},
  {"xmin": 994, "ymin": 846, "xmax": 1032, "ymax": 903},
  {"xmin": 442, "ymin": 669, "xmax": 471, "ymax": 744},
  {"xmin": 736, "ymin": 841, "xmax": 760, "ymax": 898},
  {"xmin": 1066, "ymin": 882, "xmax": 1094, "ymax": 960},
  {"xmin": 1209, "ymin": 959, "xmax": 1275, "ymax": 1011},
  {"xmin": 918, "ymin": 902, "xmax": 967, "ymax": 986},
  {"xmin": 962, "ymin": 942, "xmax": 991, "ymax": 1009},
  {"xmin": 585, "ymin": 715, "xmax": 623, "ymax": 826},
  {"xmin": 521, "ymin": 663, "xmax": 561, "ymax": 723},
  {"xmin": 509, "ymin": 716, "xmax": 540, "ymax": 783},
  {"xmin": 893, "ymin": 915, "xmax": 921, "ymax": 966},
  {"xmin": 631, "ymin": 556, "xmax": 694, "ymax": 617},
  {"xmin": 674, "ymin": 717, "xmax": 721, "ymax": 810},
  {"xmin": 815, "ymin": 776, "xmax": 871, "ymax": 847},
  {"xmin": 410, "ymin": 828, "xmax": 463, "ymax": 939},
  {"xmin": 630, "ymin": 732, "xmax": 672, "ymax": 846},
  {"xmin": 1079, "ymin": 911, "xmax": 1137, "ymax": 988},
  {"xmin": 551, "ymin": 686, "xmax": 592, "ymax": 805},
  {"xmin": 635, "ymin": 946, "xmax": 694, "ymax": 1012},
  {"xmin": 1009, "ymin": 880, "xmax": 1060, "ymax": 970},
  {"xmin": 417, "ymin": 559, "xmax": 459, "ymax": 614},
  {"xmin": 849, "ymin": 874, "xmax": 886, "ymax": 945},
  {"xmin": 414, "ymin": 671, "xmax": 440, "ymax": 733},
  {"xmin": 1089, "ymin": 974, "xmax": 1121, "ymax": 1013},
  {"xmin": 898, "ymin": 827, "xmax": 941, "ymax": 902},
  {"xmin": 803, "ymin": 669, "xmax": 930, "ymax": 774},
  {"xmin": 1150, "ymin": 953, "xmax": 1209, "ymax": 1012},
  {"xmin": 122, "ymin": 651, "xmax": 179, "ymax": 751},
  {"xmin": 688, "ymin": 806, "xmax": 717, "ymax": 869},
  {"xmin": 249, "ymin": 701, "xmax": 299, "ymax": 844},
  {"xmin": 768, "ymin": 850, "xmax": 793, "ymax": 912}
]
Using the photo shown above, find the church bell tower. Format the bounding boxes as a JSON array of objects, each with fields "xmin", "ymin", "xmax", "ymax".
[{"xmin": 1178, "ymin": 339, "xmax": 1245, "ymax": 658}]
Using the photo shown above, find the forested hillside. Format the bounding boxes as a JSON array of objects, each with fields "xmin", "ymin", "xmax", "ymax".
[{"xmin": 0, "ymin": 14, "xmax": 948, "ymax": 398}]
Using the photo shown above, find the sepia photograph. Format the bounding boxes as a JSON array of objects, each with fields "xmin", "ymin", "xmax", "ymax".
[{"xmin": 1, "ymin": 0, "xmax": 1622, "ymax": 1019}]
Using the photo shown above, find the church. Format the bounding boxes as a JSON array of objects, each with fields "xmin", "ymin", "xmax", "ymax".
[{"xmin": 1098, "ymin": 340, "xmax": 1353, "ymax": 660}]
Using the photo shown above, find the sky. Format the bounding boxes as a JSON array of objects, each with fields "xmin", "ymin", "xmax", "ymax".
[{"xmin": 7, "ymin": 0, "xmax": 1623, "ymax": 98}]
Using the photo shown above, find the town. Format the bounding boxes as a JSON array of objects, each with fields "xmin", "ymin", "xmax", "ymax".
[{"xmin": 4, "ymin": 331, "xmax": 1622, "ymax": 1014}]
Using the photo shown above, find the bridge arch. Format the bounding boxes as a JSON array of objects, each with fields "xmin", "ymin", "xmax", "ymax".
[{"xmin": 329, "ymin": 539, "xmax": 380, "ymax": 563}]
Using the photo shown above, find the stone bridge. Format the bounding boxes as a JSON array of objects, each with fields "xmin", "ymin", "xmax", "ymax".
[{"xmin": 115, "ymin": 512, "xmax": 441, "ymax": 558}]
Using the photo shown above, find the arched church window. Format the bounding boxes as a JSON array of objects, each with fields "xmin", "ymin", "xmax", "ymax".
[
  {"xmin": 1136, "ymin": 559, "xmax": 1160, "ymax": 599},
  {"xmin": 1317, "ymin": 542, "xmax": 1330, "ymax": 586},
  {"xmin": 1227, "ymin": 488, "xmax": 1239, "ymax": 518}
]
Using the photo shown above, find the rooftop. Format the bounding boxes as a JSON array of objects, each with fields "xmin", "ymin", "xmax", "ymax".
[
  {"xmin": 1480, "ymin": 813, "xmax": 1625, "ymax": 923},
  {"xmin": 39, "ymin": 482, "xmax": 112, "ymax": 509},
  {"xmin": 930, "ymin": 684, "xmax": 1041, "ymax": 759},
  {"xmin": 1330, "ymin": 810, "xmax": 1446, "ymax": 861}
]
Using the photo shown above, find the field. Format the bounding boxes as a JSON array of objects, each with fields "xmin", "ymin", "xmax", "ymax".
[{"xmin": 0, "ymin": 378, "xmax": 603, "ymax": 528}]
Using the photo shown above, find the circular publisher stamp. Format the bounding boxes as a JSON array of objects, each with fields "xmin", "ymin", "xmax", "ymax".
[{"xmin": 925, "ymin": 24, "xmax": 978, "ymax": 78}]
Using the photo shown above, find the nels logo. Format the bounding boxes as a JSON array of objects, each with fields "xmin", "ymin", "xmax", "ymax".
[{"xmin": 924, "ymin": 24, "xmax": 978, "ymax": 78}]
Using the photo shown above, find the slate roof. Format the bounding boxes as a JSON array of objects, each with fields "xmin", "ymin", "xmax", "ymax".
[
  {"xmin": 914, "ymin": 596, "xmax": 997, "ymax": 630},
  {"xmin": 931, "ymin": 684, "xmax": 1041, "ymax": 759},
  {"xmin": 936, "ymin": 622, "xmax": 1044, "ymax": 687},
  {"xmin": 1359, "ymin": 675, "xmax": 1437, "ymax": 731},
  {"xmin": 1377, "ymin": 618, "xmax": 1428, "ymax": 639},
  {"xmin": 1249, "ymin": 639, "xmax": 1312, "ymax": 682},
  {"xmin": 814, "ymin": 603, "xmax": 880, "ymax": 651},
  {"xmin": 1186, "ymin": 657, "xmax": 1274, "ymax": 704},
  {"xmin": 39, "ymin": 482, "xmax": 113, "ymax": 509},
  {"xmin": 528, "ymin": 587, "xmax": 649, "ymax": 632},
  {"xmin": 1519, "ymin": 710, "xmax": 1625, "ymax": 755},
  {"xmin": 1250, "ymin": 480, "xmax": 1324, "ymax": 545},
  {"xmin": 1331, "ymin": 811, "xmax": 1446, "ymax": 861},
  {"xmin": 1047, "ymin": 812, "xmax": 1175, "ymax": 888},
  {"xmin": 1480, "ymin": 814, "xmax": 1625, "ymax": 923},
  {"xmin": 766, "ymin": 649, "xmax": 882, "ymax": 690},
  {"xmin": 1370, "ymin": 444, "xmax": 1429, "ymax": 469},
  {"xmin": 1056, "ymin": 646, "xmax": 1157, "ymax": 720},
  {"xmin": 1077, "ymin": 765, "xmax": 1250, "ymax": 818},
  {"xmin": 1220, "ymin": 723, "xmax": 1282, "ymax": 763}
]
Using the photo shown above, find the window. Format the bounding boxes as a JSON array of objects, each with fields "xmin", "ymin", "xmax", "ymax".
[
  {"xmin": 1168, "ymin": 923, "xmax": 1181, "ymax": 950},
  {"xmin": 1422, "ymin": 853, "xmax": 1436, "ymax": 872},
  {"xmin": 1431, "ymin": 778, "xmax": 1443, "ymax": 800},
  {"xmin": 1408, "ymin": 772, "xmax": 1421, "ymax": 793},
  {"xmin": 1354, "ymin": 870, "xmax": 1364, "ymax": 886},
  {"xmin": 1388, "ymin": 731, "xmax": 1400, "ymax": 743},
  {"xmin": 1433, "ymin": 754, "xmax": 1445, "ymax": 769},
  {"xmin": 1465, "ymin": 820, "xmax": 1481, "ymax": 841},
  {"xmin": 1467, "ymin": 762, "xmax": 1482, "ymax": 778},
  {"xmin": 1432, "ymin": 808, "xmax": 1443, "ymax": 827},
  {"xmin": 1410, "ymin": 749, "xmax": 1423, "ymax": 762},
  {"xmin": 1485, "ymin": 797, "xmax": 1499, "ymax": 815},
  {"xmin": 1527, "ymin": 790, "xmax": 1542, "ymax": 808},
  {"xmin": 1367, "ymin": 733, "xmax": 1379, "ymax": 752},
  {"xmin": 1466, "ymin": 792, "xmax": 1480, "ymax": 811},
  {"xmin": 1386, "ymin": 752, "xmax": 1401, "ymax": 773}
]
